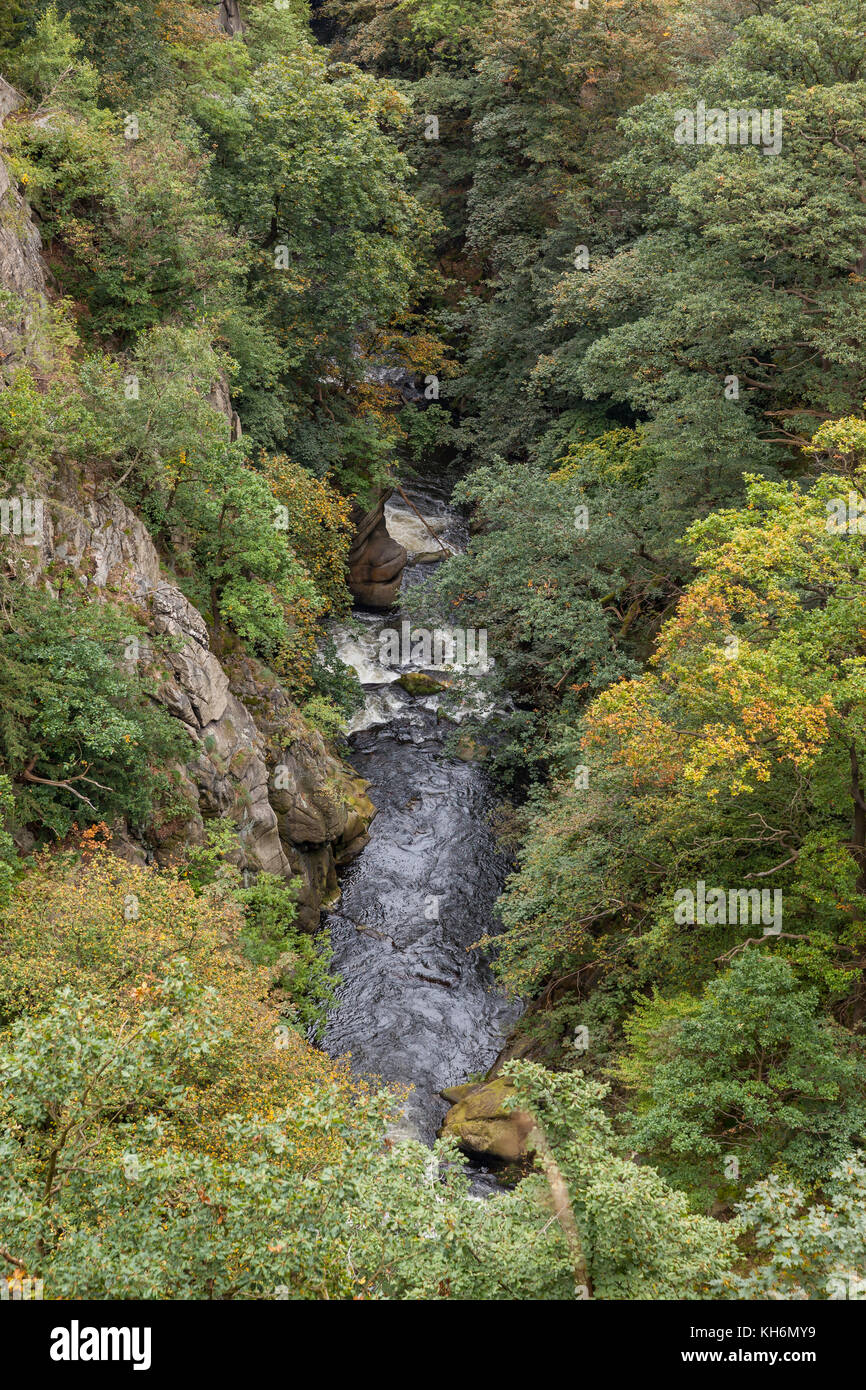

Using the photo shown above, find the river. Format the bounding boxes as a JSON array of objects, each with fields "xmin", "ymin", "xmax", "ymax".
[{"xmin": 322, "ymin": 479, "xmax": 520, "ymax": 1146}]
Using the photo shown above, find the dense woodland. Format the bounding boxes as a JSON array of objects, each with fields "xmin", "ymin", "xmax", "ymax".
[{"xmin": 2, "ymin": 0, "xmax": 866, "ymax": 1302}]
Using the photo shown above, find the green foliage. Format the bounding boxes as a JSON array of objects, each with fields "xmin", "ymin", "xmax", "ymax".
[
  {"xmin": 552, "ymin": 0, "xmax": 866, "ymax": 502},
  {"xmin": 0, "ymin": 776, "xmax": 20, "ymax": 907},
  {"xmin": 449, "ymin": 0, "xmax": 679, "ymax": 465},
  {"xmin": 0, "ymin": 583, "xmax": 193, "ymax": 838},
  {"xmin": 722, "ymin": 1155, "xmax": 866, "ymax": 1300},
  {"xmin": 179, "ymin": 818, "xmax": 241, "ymax": 895},
  {"xmin": 3, "ymin": 0, "xmax": 866, "ymax": 1303},
  {"xmin": 490, "ymin": 459, "xmax": 866, "ymax": 1002},
  {"xmin": 300, "ymin": 695, "xmax": 348, "ymax": 741},
  {"xmin": 629, "ymin": 951, "xmax": 866, "ymax": 1205},
  {"xmin": 51, "ymin": 0, "xmax": 189, "ymax": 104},
  {"xmin": 55, "ymin": 322, "xmax": 348, "ymax": 693},
  {"xmin": 0, "ymin": 349, "xmax": 116, "ymax": 488},
  {"xmin": 0, "ymin": 0, "xmax": 37, "ymax": 68},
  {"xmin": 5, "ymin": 100, "xmax": 242, "ymax": 342},
  {"xmin": 179, "ymin": 829, "xmax": 341, "ymax": 1041},
  {"xmin": 414, "ymin": 448, "xmax": 679, "ymax": 785},
  {"xmin": 307, "ymin": 633, "xmax": 365, "ymax": 717},
  {"xmin": 504, "ymin": 1061, "xmax": 737, "ymax": 1298},
  {"xmin": 615, "ymin": 988, "xmax": 703, "ymax": 1101},
  {"xmin": 0, "ymin": 978, "xmax": 736, "ymax": 1299},
  {"xmin": 235, "ymin": 872, "xmax": 341, "ymax": 1041},
  {"xmin": 4, "ymin": 3, "xmax": 97, "ymax": 105},
  {"xmin": 199, "ymin": 38, "xmax": 439, "ymax": 482}
]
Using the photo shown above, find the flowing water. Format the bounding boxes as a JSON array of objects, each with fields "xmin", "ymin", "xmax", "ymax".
[{"xmin": 322, "ymin": 480, "xmax": 520, "ymax": 1144}]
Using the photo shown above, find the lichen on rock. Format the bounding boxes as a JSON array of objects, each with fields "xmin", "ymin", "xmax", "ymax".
[{"xmin": 439, "ymin": 1076, "xmax": 534, "ymax": 1162}]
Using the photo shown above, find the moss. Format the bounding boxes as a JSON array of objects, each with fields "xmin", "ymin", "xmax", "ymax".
[
  {"xmin": 454, "ymin": 734, "xmax": 488, "ymax": 762},
  {"xmin": 397, "ymin": 672, "xmax": 442, "ymax": 696},
  {"xmin": 438, "ymin": 1077, "xmax": 534, "ymax": 1162}
]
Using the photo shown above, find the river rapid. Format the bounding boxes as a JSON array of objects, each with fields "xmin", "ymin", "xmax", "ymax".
[{"xmin": 321, "ymin": 479, "xmax": 520, "ymax": 1145}]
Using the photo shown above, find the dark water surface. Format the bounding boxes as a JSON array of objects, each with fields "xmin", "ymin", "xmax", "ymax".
[{"xmin": 322, "ymin": 483, "xmax": 520, "ymax": 1142}]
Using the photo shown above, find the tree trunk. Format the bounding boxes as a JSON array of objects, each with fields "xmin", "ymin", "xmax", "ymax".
[
  {"xmin": 529, "ymin": 1123, "xmax": 592, "ymax": 1298},
  {"xmin": 849, "ymin": 743, "xmax": 866, "ymax": 892}
]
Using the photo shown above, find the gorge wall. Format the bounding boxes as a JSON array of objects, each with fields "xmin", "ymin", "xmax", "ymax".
[{"xmin": 0, "ymin": 88, "xmax": 375, "ymax": 925}]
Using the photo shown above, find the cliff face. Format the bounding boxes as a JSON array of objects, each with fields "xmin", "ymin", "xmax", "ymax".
[
  {"xmin": 13, "ymin": 461, "xmax": 375, "ymax": 926},
  {"xmin": 0, "ymin": 78, "xmax": 47, "ymax": 365},
  {"xmin": 0, "ymin": 105, "xmax": 375, "ymax": 927},
  {"xmin": 347, "ymin": 489, "xmax": 407, "ymax": 608}
]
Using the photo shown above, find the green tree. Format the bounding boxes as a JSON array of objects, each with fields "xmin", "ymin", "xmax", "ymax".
[
  {"xmin": 722, "ymin": 1155, "xmax": 866, "ymax": 1300},
  {"xmin": 0, "ymin": 584, "xmax": 192, "ymax": 838},
  {"xmin": 6, "ymin": 98, "xmax": 242, "ymax": 342},
  {"xmin": 550, "ymin": 0, "xmax": 866, "ymax": 519},
  {"xmin": 205, "ymin": 43, "xmax": 438, "ymax": 481},
  {"xmin": 235, "ymin": 872, "xmax": 341, "ymax": 1041},
  {"xmin": 630, "ymin": 951, "xmax": 866, "ymax": 1203}
]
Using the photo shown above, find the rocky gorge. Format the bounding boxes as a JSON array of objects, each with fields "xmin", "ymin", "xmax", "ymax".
[
  {"xmin": 0, "ymin": 93, "xmax": 374, "ymax": 926},
  {"xmin": 1, "ymin": 100, "xmax": 523, "ymax": 1164}
]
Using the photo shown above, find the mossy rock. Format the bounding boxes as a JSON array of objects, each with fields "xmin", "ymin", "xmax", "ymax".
[
  {"xmin": 438, "ymin": 1077, "xmax": 534, "ymax": 1162},
  {"xmin": 397, "ymin": 672, "xmax": 443, "ymax": 696},
  {"xmin": 454, "ymin": 734, "xmax": 488, "ymax": 762}
]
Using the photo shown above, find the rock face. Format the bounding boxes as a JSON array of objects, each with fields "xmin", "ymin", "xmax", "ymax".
[
  {"xmin": 0, "ymin": 79, "xmax": 375, "ymax": 926},
  {"xmin": 35, "ymin": 483, "xmax": 162, "ymax": 596},
  {"xmin": 207, "ymin": 371, "xmax": 242, "ymax": 441},
  {"xmin": 439, "ymin": 1077, "xmax": 534, "ymax": 1162},
  {"xmin": 347, "ymin": 490, "xmax": 407, "ymax": 608},
  {"xmin": 0, "ymin": 80, "xmax": 48, "ymax": 364},
  {"xmin": 18, "ymin": 479, "xmax": 375, "ymax": 927}
]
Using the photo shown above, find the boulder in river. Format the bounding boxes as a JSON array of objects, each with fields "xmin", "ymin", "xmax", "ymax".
[
  {"xmin": 348, "ymin": 490, "xmax": 407, "ymax": 608},
  {"xmin": 384, "ymin": 501, "xmax": 454, "ymax": 564},
  {"xmin": 396, "ymin": 671, "xmax": 443, "ymax": 696},
  {"xmin": 439, "ymin": 1077, "xmax": 534, "ymax": 1162}
]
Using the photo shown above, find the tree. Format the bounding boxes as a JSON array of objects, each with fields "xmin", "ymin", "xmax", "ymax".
[
  {"xmin": 500, "ymin": 1061, "xmax": 737, "ymax": 1298},
  {"xmin": 0, "ymin": 584, "xmax": 192, "ymax": 838},
  {"xmin": 550, "ymin": 0, "xmax": 866, "ymax": 519},
  {"xmin": 0, "ymin": 974, "xmax": 383, "ymax": 1299},
  {"xmin": 721, "ymin": 1154, "xmax": 866, "ymax": 1300},
  {"xmin": 451, "ymin": 0, "xmax": 680, "ymax": 464},
  {"xmin": 489, "ymin": 453, "xmax": 866, "ymax": 1018},
  {"xmin": 583, "ymin": 464, "xmax": 866, "ymax": 992},
  {"xmin": 0, "ymin": 991, "xmax": 738, "ymax": 1298},
  {"xmin": 0, "ymin": 838, "xmax": 354, "ymax": 1155},
  {"xmin": 628, "ymin": 951, "xmax": 866, "ymax": 1204},
  {"xmin": 419, "ymin": 455, "xmax": 640, "ymax": 717},
  {"xmin": 6, "ymin": 95, "xmax": 242, "ymax": 342},
  {"xmin": 205, "ymin": 42, "xmax": 440, "ymax": 482}
]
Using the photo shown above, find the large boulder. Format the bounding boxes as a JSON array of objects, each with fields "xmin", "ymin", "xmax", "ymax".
[
  {"xmin": 438, "ymin": 1077, "xmax": 534, "ymax": 1162},
  {"xmin": 348, "ymin": 490, "xmax": 407, "ymax": 608}
]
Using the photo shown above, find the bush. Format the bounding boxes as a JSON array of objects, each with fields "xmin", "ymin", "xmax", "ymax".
[
  {"xmin": 0, "ymin": 583, "xmax": 193, "ymax": 839},
  {"xmin": 629, "ymin": 952, "xmax": 866, "ymax": 1206}
]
